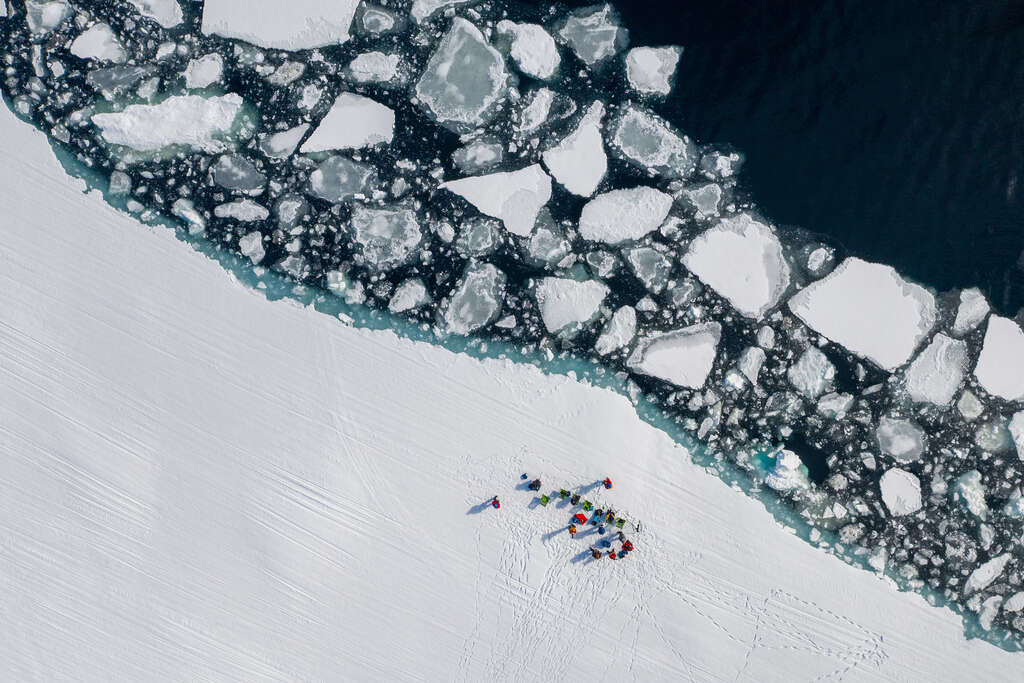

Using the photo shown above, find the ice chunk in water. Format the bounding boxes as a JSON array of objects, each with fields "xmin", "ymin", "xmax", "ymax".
[
  {"xmin": 534, "ymin": 277, "xmax": 609, "ymax": 334},
  {"xmin": 260, "ymin": 124, "xmax": 309, "ymax": 159},
  {"xmin": 171, "ymin": 198, "xmax": 205, "ymax": 235},
  {"xmin": 788, "ymin": 258, "xmax": 936, "ymax": 371},
  {"xmin": 415, "ymin": 18, "xmax": 508, "ymax": 132},
  {"xmin": 70, "ymin": 23, "xmax": 127, "ymax": 64},
  {"xmin": 542, "ymin": 101, "xmax": 606, "ymax": 196},
  {"xmin": 975, "ymin": 419, "xmax": 1012, "ymax": 453},
  {"xmin": 875, "ymin": 417, "xmax": 926, "ymax": 463},
  {"xmin": 440, "ymin": 165, "xmax": 551, "ymax": 237},
  {"xmin": 627, "ymin": 322, "xmax": 721, "ymax": 389},
  {"xmin": 91, "ymin": 94, "xmax": 243, "ymax": 154},
  {"xmin": 624, "ymin": 246, "xmax": 671, "ymax": 294},
  {"xmin": 595, "ymin": 305, "xmax": 636, "ymax": 355},
  {"xmin": 964, "ymin": 554, "xmax": 1011, "ymax": 596},
  {"xmin": 973, "ymin": 316, "xmax": 1024, "ymax": 401},
  {"xmin": 452, "ymin": 138, "xmax": 504, "ymax": 174},
  {"xmin": 439, "ymin": 261, "xmax": 506, "ymax": 336},
  {"xmin": 410, "ymin": 0, "xmax": 478, "ymax": 23},
  {"xmin": 184, "ymin": 53, "xmax": 223, "ymax": 89},
  {"xmin": 202, "ymin": 0, "xmax": 360, "ymax": 50},
  {"xmin": 681, "ymin": 183, "xmax": 721, "ymax": 219},
  {"xmin": 214, "ymin": 199, "xmax": 268, "ymax": 221},
  {"xmin": 1011, "ymin": 412, "xmax": 1024, "ymax": 460},
  {"xmin": 128, "ymin": 0, "xmax": 183, "ymax": 28},
  {"xmin": 557, "ymin": 4, "xmax": 628, "ymax": 67},
  {"xmin": 738, "ymin": 347, "xmax": 766, "ymax": 385},
  {"xmin": 610, "ymin": 106, "xmax": 696, "ymax": 179},
  {"xmin": 455, "ymin": 217, "xmax": 501, "ymax": 258},
  {"xmin": 496, "ymin": 21, "xmax": 560, "ymax": 81},
  {"xmin": 238, "ymin": 231, "xmax": 265, "ymax": 264},
  {"xmin": 879, "ymin": 468, "xmax": 921, "ymax": 516},
  {"xmin": 903, "ymin": 333, "xmax": 968, "ymax": 406},
  {"xmin": 953, "ymin": 470, "xmax": 988, "ymax": 520},
  {"xmin": 87, "ymin": 65, "xmax": 157, "ymax": 99},
  {"xmin": 349, "ymin": 205, "xmax": 422, "ymax": 270},
  {"xmin": 347, "ymin": 51, "xmax": 401, "ymax": 84},
  {"xmin": 764, "ymin": 449, "xmax": 810, "ymax": 492},
  {"xmin": 523, "ymin": 212, "xmax": 571, "ymax": 269},
  {"xmin": 517, "ymin": 88, "xmax": 554, "ymax": 135},
  {"xmin": 212, "ymin": 154, "xmax": 265, "ymax": 192},
  {"xmin": 307, "ymin": 156, "xmax": 377, "ymax": 202},
  {"xmin": 952, "ymin": 287, "xmax": 991, "ymax": 336},
  {"xmin": 787, "ymin": 347, "xmax": 836, "ymax": 399},
  {"xmin": 301, "ymin": 93, "xmax": 394, "ymax": 152},
  {"xmin": 25, "ymin": 1, "xmax": 70, "ymax": 36},
  {"xmin": 389, "ymin": 279, "xmax": 431, "ymax": 313},
  {"xmin": 684, "ymin": 213, "xmax": 790, "ymax": 319},
  {"xmin": 578, "ymin": 187, "xmax": 672, "ymax": 244},
  {"xmin": 625, "ymin": 46, "xmax": 682, "ymax": 97},
  {"xmin": 957, "ymin": 391, "xmax": 985, "ymax": 422}
]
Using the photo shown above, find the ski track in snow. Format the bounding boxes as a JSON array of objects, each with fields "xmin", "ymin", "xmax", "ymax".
[{"xmin": 0, "ymin": 105, "xmax": 1021, "ymax": 680}]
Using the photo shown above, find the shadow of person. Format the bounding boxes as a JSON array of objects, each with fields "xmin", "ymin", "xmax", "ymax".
[
  {"xmin": 571, "ymin": 549, "xmax": 594, "ymax": 564},
  {"xmin": 467, "ymin": 500, "xmax": 492, "ymax": 515}
]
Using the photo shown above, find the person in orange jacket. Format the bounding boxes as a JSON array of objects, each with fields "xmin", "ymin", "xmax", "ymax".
[
  {"xmin": 591, "ymin": 547, "xmax": 602, "ymax": 559},
  {"xmin": 569, "ymin": 524, "xmax": 577, "ymax": 537}
]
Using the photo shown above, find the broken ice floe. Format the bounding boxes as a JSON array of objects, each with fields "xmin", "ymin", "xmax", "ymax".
[
  {"xmin": 70, "ymin": 23, "xmax": 126, "ymax": 64},
  {"xmin": 439, "ymin": 165, "xmax": 551, "ymax": 237},
  {"xmin": 627, "ymin": 323, "xmax": 721, "ymax": 389},
  {"xmin": 534, "ymin": 277, "xmax": 608, "ymax": 335},
  {"xmin": 556, "ymin": 4, "xmax": 628, "ymax": 68},
  {"xmin": 578, "ymin": 187, "xmax": 672, "ymax": 244},
  {"xmin": 202, "ymin": 0, "xmax": 361, "ymax": 50},
  {"xmin": 542, "ymin": 101, "xmax": 606, "ymax": 197},
  {"xmin": 496, "ymin": 20, "xmax": 560, "ymax": 81},
  {"xmin": 300, "ymin": 93, "xmax": 395, "ymax": 153},
  {"xmin": 91, "ymin": 95, "xmax": 244, "ymax": 154},
  {"xmin": 974, "ymin": 316, "xmax": 1024, "ymax": 402},
  {"xmin": 625, "ymin": 46, "xmax": 682, "ymax": 96}
]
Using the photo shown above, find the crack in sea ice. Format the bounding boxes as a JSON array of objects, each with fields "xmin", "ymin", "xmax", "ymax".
[{"xmin": 2, "ymin": 0, "xmax": 1024, "ymax": 646}]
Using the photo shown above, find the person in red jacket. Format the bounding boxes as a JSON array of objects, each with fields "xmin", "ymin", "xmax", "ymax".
[
  {"xmin": 491, "ymin": 496, "xmax": 500, "ymax": 509},
  {"xmin": 603, "ymin": 477, "xmax": 613, "ymax": 489},
  {"xmin": 622, "ymin": 539, "xmax": 634, "ymax": 552}
]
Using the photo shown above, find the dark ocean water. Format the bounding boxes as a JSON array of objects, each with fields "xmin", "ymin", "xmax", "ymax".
[{"xmin": 571, "ymin": 0, "xmax": 1024, "ymax": 314}]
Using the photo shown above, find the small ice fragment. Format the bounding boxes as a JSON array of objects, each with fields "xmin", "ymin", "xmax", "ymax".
[
  {"xmin": 964, "ymin": 554, "xmax": 1012, "ymax": 596},
  {"xmin": 595, "ymin": 306, "xmax": 636, "ymax": 355},
  {"xmin": 452, "ymin": 138, "xmax": 504, "ymax": 174},
  {"xmin": 903, "ymin": 333, "xmax": 968, "ymax": 406},
  {"xmin": 624, "ymin": 246, "xmax": 671, "ymax": 294},
  {"xmin": 349, "ymin": 206, "xmax": 422, "ymax": 270},
  {"xmin": 70, "ymin": 23, "xmax": 127, "ymax": 64},
  {"xmin": 625, "ymin": 46, "xmax": 682, "ymax": 96},
  {"xmin": 260, "ymin": 124, "xmax": 309, "ymax": 159},
  {"xmin": 307, "ymin": 156, "xmax": 378, "ymax": 202},
  {"xmin": 301, "ymin": 93, "xmax": 394, "ymax": 152},
  {"xmin": 128, "ymin": 0, "xmax": 183, "ymax": 28},
  {"xmin": 534, "ymin": 277, "xmax": 609, "ymax": 334},
  {"xmin": 87, "ymin": 65, "xmax": 156, "ymax": 99},
  {"xmin": 214, "ymin": 199, "xmax": 269, "ymax": 221},
  {"xmin": 455, "ymin": 218, "xmax": 501, "ymax": 258},
  {"xmin": 953, "ymin": 470, "xmax": 988, "ymax": 520},
  {"xmin": 875, "ymin": 417, "xmax": 926, "ymax": 463},
  {"xmin": 1011, "ymin": 412, "xmax": 1024, "ymax": 460},
  {"xmin": 357, "ymin": 4, "xmax": 399, "ymax": 34},
  {"xmin": 439, "ymin": 261, "xmax": 507, "ymax": 336},
  {"xmin": 787, "ymin": 347, "xmax": 836, "ymax": 399},
  {"xmin": 91, "ymin": 94, "xmax": 243, "ymax": 154},
  {"xmin": 542, "ymin": 101, "xmax": 606, "ymax": 197},
  {"xmin": 578, "ymin": 187, "xmax": 673, "ymax": 244},
  {"xmin": 496, "ymin": 21, "xmax": 560, "ymax": 80},
  {"xmin": 238, "ymin": 231, "xmax": 265, "ymax": 264},
  {"xmin": 817, "ymin": 392, "xmax": 854, "ymax": 419},
  {"xmin": 681, "ymin": 183, "xmax": 721, "ymax": 219},
  {"xmin": 738, "ymin": 347, "xmax": 766, "ymax": 385},
  {"xmin": 957, "ymin": 391, "xmax": 985, "ymax": 422},
  {"xmin": 171, "ymin": 198, "xmax": 205, "ymax": 235},
  {"xmin": 346, "ymin": 51, "xmax": 401, "ymax": 84},
  {"xmin": 973, "ymin": 316, "xmax": 1024, "ymax": 401},
  {"xmin": 410, "ymin": 0, "xmax": 477, "ymax": 23},
  {"xmin": 517, "ymin": 88, "xmax": 554, "ymax": 135},
  {"xmin": 202, "ymin": 0, "xmax": 360, "ymax": 50},
  {"xmin": 557, "ymin": 4, "xmax": 628, "ymax": 67},
  {"xmin": 389, "ymin": 279, "xmax": 431, "ymax": 313},
  {"xmin": 879, "ymin": 468, "xmax": 922, "ymax": 516},
  {"xmin": 211, "ymin": 154, "xmax": 265, "ymax": 192},
  {"xmin": 952, "ymin": 287, "xmax": 990, "ymax": 336},
  {"xmin": 764, "ymin": 449, "xmax": 810, "ymax": 492},
  {"xmin": 184, "ymin": 53, "xmax": 224, "ymax": 89},
  {"xmin": 627, "ymin": 323, "xmax": 721, "ymax": 389},
  {"xmin": 440, "ymin": 165, "xmax": 551, "ymax": 237},
  {"xmin": 267, "ymin": 61, "xmax": 306, "ymax": 86}
]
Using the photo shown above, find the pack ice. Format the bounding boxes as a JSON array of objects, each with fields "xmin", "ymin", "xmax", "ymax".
[
  {"xmin": 627, "ymin": 323, "xmax": 721, "ymax": 389},
  {"xmin": 534, "ymin": 277, "xmax": 608, "ymax": 334},
  {"xmin": 202, "ymin": 0, "xmax": 361, "ymax": 50},
  {"xmin": 440, "ymin": 165, "xmax": 551, "ymax": 237},
  {"xmin": 300, "ymin": 93, "xmax": 395, "ymax": 152},
  {"xmin": 974, "ymin": 316, "xmax": 1024, "ymax": 401},
  {"xmin": 578, "ymin": 187, "xmax": 672, "ymax": 244},
  {"xmin": 91, "ymin": 94, "xmax": 244, "ymax": 154}
]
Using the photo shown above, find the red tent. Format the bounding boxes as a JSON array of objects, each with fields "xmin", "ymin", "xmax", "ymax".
[{"xmin": 573, "ymin": 513, "xmax": 587, "ymax": 524}]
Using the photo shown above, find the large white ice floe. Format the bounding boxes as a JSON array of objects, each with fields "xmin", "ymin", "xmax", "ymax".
[
  {"xmin": 625, "ymin": 46, "xmax": 682, "ymax": 96},
  {"xmin": 875, "ymin": 417, "xmax": 926, "ymax": 463},
  {"xmin": 578, "ymin": 186, "xmax": 672, "ymax": 244},
  {"xmin": 349, "ymin": 205, "xmax": 422, "ymax": 270},
  {"xmin": 183, "ymin": 53, "xmax": 223, "ymax": 90},
  {"xmin": 300, "ymin": 92, "xmax": 395, "ymax": 152},
  {"xmin": 787, "ymin": 347, "xmax": 835, "ymax": 399},
  {"xmin": 609, "ymin": 105, "xmax": 696, "ymax": 179},
  {"xmin": 764, "ymin": 449, "xmax": 810, "ymax": 492},
  {"xmin": 595, "ymin": 305, "xmax": 636, "ymax": 355},
  {"xmin": 627, "ymin": 322, "xmax": 722, "ymax": 389},
  {"xmin": 684, "ymin": 213, "xmax": 790, "ymax": 319},
  {"xmin": 880, "ymin": 468, "xmax": 922, "ymax": 516},
  {"xmin": 541, "ymin": 101, "xmax": 606, "ymax": 196},
  {"xmin": 973, "ymin": 316, "xmax": 1024, "ymax": 402},
  {"xmin": 91, "ymin": 94, "xmax": 243, "ymax": 153},
  {"xmin": 787, "ymin": 257, "xmax": 936, "ymax": 371},
  {"xmin": 439, "ymin": 261, "xmax": 506, "ymax": 335},
  {"xmin": 415, "ymin": 18, "xmax": 508, "ymax": 131},
  {"xmin": 70, "ymin": 23, "xmax": 127, "ymax": 64},
  {"xmin": 496, "ymin": 20, "xmax": 560, "ymax": 80},
  {"xmin": 201, "ymin": 0, "xmax": 360, "ymax": 50},
  {"xmin": 964, "ymin": 554, "xmax": 1013, "ymax": 596},
  {"xmin": 439, "ymin": 165, "xmax": 551, "ymax": 237},
  {"xmin": 903, "ymin": 333, "xmax": 968, "ymax": 406},
  {"xmin": 556, "ymin": 4, "xmax": 627, "ymax": 67},
  {"xmin": 952, "ymin": 287, "xmax": 990, "ymax": 336},
  {"xmin": 534, "ymin": 277, "xmax": 608, "ymax": 334},
  {"xmin": 128, "ymin": 0, "xmax": 182, "ymax": 28}
]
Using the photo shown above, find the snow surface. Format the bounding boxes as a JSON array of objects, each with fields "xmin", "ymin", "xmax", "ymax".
[
  {"xmin": 879, "ymin": 468, "xmax": 923, "ymax": 516},
  {"xmin": 903, "ymin": 333, "xmax": 968, "ymax": 406},
  {"xmin": 91, "ymin": 94, "xmax": 243, "ymax": 154},
  {"xmin": 2, "ymin": 106, "xmax": 1023, "ymax": 679},
  {"xmin": 625, "ymin": 46, "xmax": 682, "ymax": 96},
  {"xmin": 788, "ymin": 257, "xmax": 937, "ymax": 371},
  {"xmin": 578, "ymin": 186, "xmax": 672, "ymax": 244},
  {"xmin": 70, "ymin": 23, "xmax": 127, "ymax": 64},
  {"xmin": 300, "ymin": 92, "xmax": 395, "ymax": 152},
  {"xmin": 439, "ymin": 164, "xmax": 551, "ymax": 237},
  {"xmin": 684, "ymin": 213, "xmax": 791, "ymax": 319},
  {"xmin": 201, "ymin": 0, "xmax": 360, "ymax": 50},
  {"xmin": 541, "ymin": 101, "xmax": 606, "ymax": 196},
  {"xmin": 127, "ymin": 0, "xmax": 182, "ymax": 28},
  {"xmin": 496, "ymin": 20, "xmax": 560, "ymax": 80},
  {"xmin": 627, "ymin": 323, "xmax": 721, "ymax": 389},
  {"xmin": 534, "ymin": 277, "xmax": 609, "ymax": 334},
  {"xmin": 974, "ymin": 316, "xmax": 1024, "ymax": 402}
]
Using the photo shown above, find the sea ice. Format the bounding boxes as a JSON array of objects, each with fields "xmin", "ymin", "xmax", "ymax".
[
  {"xmin": 87, "ymin": 65, "xmax": 157, "ymax": 99},
  {"xmin": 211, "ymin": 154, "xmax": 265, "ymax": 192},
  {"xmin": 356, "ymin": 4, "xmax": 400, "ymax": 35},
  {"xmin": 541, "ymin": 101, "xmax": 606, "ymax": 196},
  {"xmin": 184, "ymin": 53, "xmax": 223, "ymax": 89},
  {"xmin": 964, "ymin": 554, "xmax": 1012, "ymax": 596},
  {"xmin": 415, "ymin": 18, "xmax": 508, "ymax": 132},
  {"xmin": 455, "ymin": 217, "xmax": 501, "ymax": 257},
  {"xmin": 202, "ymin": 0, "xmax": 360, "ymax": 50},
  {"xmin": 952, "ymin": 287, "xmax": 990, "ymax": 336},
  {"xmin": 389, "ymin": 278, "xmax": 431, "ymax": 313},
  {"xmin": 738, "ymin": 347, "xmax": 766, "ymax": 385},
  {"xmin": 260, "ymin": 124, "xmax": 309, "ymax": 159},
  {"xmin": 764, "ymin": 449, "xmax": 810, "ymax": 492},
  {"xmin": 609, "ymin": 105, "xmax": 696, "ymax": 178},
  {"xmin": 788, "ymin": 258, "xmax": 936, "ymax": 371},
  {"xmin": 300, "ymin": 93, "xmax": 394, "ymax": 152},
  {"xmin": 237, "ymin": 231, "xmax": 265, "ymax": 264},
  {"xmin": 557, "ymin": 4, "xmax": 627, "ymax": 67},
  {"xmin": 817, "ymin": 392, "xmax": 854, "ymax": 419},
  {"xmin": 346, "ymin": 51, "xmax": 401, "ymax": 84},
  {"xmin": 879, "ymin": 468, "xmax": 922, "ymax": 516},
  {"xmin": 787, "ymin": 347, "xmax": 836, "ymax": 399},
  {"xmin": 683, "ymin": 213, "xmax": 790, "ymax": 319},
  {"xmin": 70, "ymin": 23, "xmax": 127, "ymax": 64},
  {"xmin": 903, "ymin": 333, "xmax": 968, "ymax": 406},
  {"xmin": 957, "ymin": 391, "xmax": 984, "ymax": 422},
  {"xmin": 410, "ymin": 0, "xmax": 477, "ymax": 23},
  {"xmin": 214, "ymin": 199, "xmax": 268, "ymax": 221},
  {"xmin": 349, "ymin": 205, "xmax": 422, "ymax": 270},
  {"xmin": 594, "ymin": 305, "xmax": 636, "ymax": 355},
  {"xmin": 953, "ymin": 470, "xmax": 988, "ymax": 520},
  {"xmin": 439, "ymin": 261, "xmax": 506, "ymax": 335},
  {"xmin": 973, "ymin": 316, "xmax": 1024, "ymax": 401},
  {"xmin": 517, "ymin": 88, "xmax": 554, "ymax": 135},
  {"xmin": 452, "ymin": 138, "xmax": 504, "ymax": 174},
  {"xmin": 496, "ymin": 21, "xmax": 560, "ymax": 80},
  {"xmin": 439, "ymin": 165, "xmax": 551, "ymax": 237},
  {"xmin": 625, "ymin": 46, "xmax": 682, "ymax": 96},
  {"xmin": 578, "ymin": 187, "xmax": 672, "ymax": 244},
  {"xmin": 128, "ymin": 0, "xmax": 183, "ymax": 28},
  {"xmin": 627, "ymin": 322, "xmax": 722, "ymax": 389},
  {"xmin": 523, "ymin": 213, "xmax": 570, "ymax": 268},
  {"xmin": 25, "ymin": 1, "xmax": 70, "ymax": 36},
  {"xmin": 170, "ymin": 198, "xmax": 205, "ymax": 235},
  {"xmin": 1011, "ymin": 412, "xmax": 1024, "ymax": 460},
  {"xmin": 307, "ymin": 156, "xmax": 378, "ymax": 202},
  {"xmin": 624, "ymin": 246, "xmax": 671, "ymax": 293},
  {"xmin": 875, "ymin": 417, "xmax": 926, "ymax": 463},
  {"xmin": 534, "ymin": 277, "xmax": 609, "ymax": 334},
  {"xmin": 681, "ymin": 183, "xmax": 722, "ymax": 219},
  {"xmin": 91, "ymin": 94, "xmax": 243, "ymax": 154}
]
